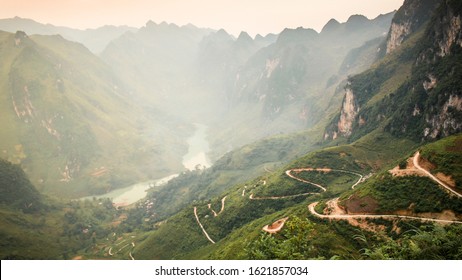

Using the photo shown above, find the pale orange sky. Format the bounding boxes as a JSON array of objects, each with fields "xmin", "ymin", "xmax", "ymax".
[{"xmin": 0, "ymin": 0, "xmax": 404, "ymax": 36}]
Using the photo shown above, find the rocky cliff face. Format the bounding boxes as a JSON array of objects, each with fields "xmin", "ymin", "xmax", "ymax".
[
  {"xmin": 337, "ymin": 87, "xmax": 358, "ymax": 137},
  {"xmin": 326, "ymin": 0, "xmax": 462, "ymax": 142},
  {"xmin": 417, "ymin": 1, "xmax": 462, "ymax": 139},
  {"xmin": 433, "ymin": 2, "xmax": 462, "ymax": 57},
  {"xmin": 386, "ymin": 21, "xmax": 412, "ymax": 54},
  {"xmin": 385, "ymin": 0, "xmax": 441, "ymax": 54},
  {"xmin": 425, "ymin": 94, "xmax": 462, "ymax": 138}
]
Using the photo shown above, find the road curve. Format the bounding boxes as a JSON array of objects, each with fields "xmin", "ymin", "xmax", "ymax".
[
  {"xmin": 413, "ymin": 152, "xmax": 462, "ymax": 198},
  {"xmin": 308, "ymin": 202, "xmax": 462, "ymax": 224},
  {"xmin": 194, "ymin": 206, "xmax": 216, "ymax": 244},
  {"xmin": 285, "ymin": 169, "xmax": 327, "ymax": 192},
  {"xmin": 283, "ymin": 166, "xmax": 462, "ymax": 224}
]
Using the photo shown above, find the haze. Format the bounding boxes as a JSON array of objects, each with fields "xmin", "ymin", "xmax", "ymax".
[{"xmin": 1, "ymin": 0, "xmax": 404, "ymax": 36}]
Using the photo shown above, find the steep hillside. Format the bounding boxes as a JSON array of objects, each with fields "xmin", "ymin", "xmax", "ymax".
[
  {"xmin": 337, "ymin": 133, "xmax": 462, "ymax": 219},
  {"xmin": 2, "ymin": 0, "xmax": 462, "ymax": 261},
  {"xmin": 325, "ymin": 0, "xmax": 462, "ymax": 142},
  {"xmin": 99, "ymin": 15, "xmax": 393, "ymax": 158},
  {"xmin": 131, "ymin": 130, "xmax": 418, "ymax": 259},
  {"xmin": 0, "ymin": 160, "xmax": 120, "ymax": 259},
  {"xmin": 101, "ymin": 22, "xmax": 218, "ymax": 121},
  {"xmin": 207, "ymin": 13, "xmax": 394, "ymax": 156},
  {"xmin": 0, "ymin": 159, "xmax": 41, "ymax": 212},
  {"xmin": 138, "ymin": 126, "xmax": 325, "ymax": 222},
  {"xmin": 0, "ymin": 31, "xmax": 188, "ymax": 197},
  {"xmin": 131, "ymin": 130, "xmax": 461, "ymax": 260},
  {"xmin": 126, "ymin": 0, "xmax": 462, "ymax": 260}
]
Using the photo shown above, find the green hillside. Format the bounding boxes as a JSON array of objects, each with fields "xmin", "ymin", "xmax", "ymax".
[
  {"xmin": 129, "ymin": 129, "xmax": 461, "ymax": 260},
  {"xmin": 127, "ymin": 0, "xmax": 462, "ymax": 260},
  {"xmin": 0, "ymin": 159, "xmax": 120, "ymax": 259},
  {"xmin": 325, "ymin": 0, "xmax": 462, "ymax": 142},
  {"xmin": 0, "ymin": 30, "xmax": 189, "ymax": 198},
  {"xmin": 1, "ymin": 0, "xmax": 462, "ymax": 260},
  {"xmin": 339, "ymin": 134, "xmax": 462, "ymax": 214}
]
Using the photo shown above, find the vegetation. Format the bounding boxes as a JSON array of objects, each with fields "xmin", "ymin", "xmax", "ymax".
[
  {"xmin": 363, "ymin": 224, "xmax": 462, "ymax": 259},
  {"xmin": 371, "ymin": 174, "xmax": 462, "ymax": 213},
  {"xmin": 1, "ymin": 0, "xmax": 462, "ymax": 261},
  {"xmin": 420, "ymin": 134, "xmax": 462, "ymax": 189},
  {"xmin": 0, "ymin": 31, "xmax": 190, "ymax": 198},
  {"xmin": 245, "ymin": 216, "xmax": 358, "ymax": 259}
]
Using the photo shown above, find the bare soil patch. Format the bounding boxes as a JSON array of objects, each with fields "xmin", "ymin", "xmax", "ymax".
[
  {"xmin": 342, "ymin": 194, "xmax": 379, "ymax": 214},
  {"xmin": 418, "ymin": 156, "xmax": 436, "ymax": 171},
  {"xmin": 262, "ymin": 217, "xmax": 289, "ymax": 234},
  {"xmin": 389, "ymin": 156, "xmax": 425, "ymax": 177},
  {"xmin": 435, "ymin": 172, "xmax": 456, "ymax": 188},
  {"xmin": 447, "ymin": 138, "xmax": 462, "ymax": 152}
]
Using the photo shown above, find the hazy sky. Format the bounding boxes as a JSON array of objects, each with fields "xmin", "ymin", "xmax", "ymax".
[{"xmin": 1, "ymin": 0, "xmax": 404, "ymax": 36}]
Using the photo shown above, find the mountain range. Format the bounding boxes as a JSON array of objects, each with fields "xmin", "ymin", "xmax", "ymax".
[{"xmin": 0, "ymin": 0, "xmax": 461, "ymax": 260}]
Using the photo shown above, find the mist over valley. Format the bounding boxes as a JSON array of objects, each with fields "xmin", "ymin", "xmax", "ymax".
[{"xmin": 1, "ymin": 0, "xmax": 462, "ymax": 260}]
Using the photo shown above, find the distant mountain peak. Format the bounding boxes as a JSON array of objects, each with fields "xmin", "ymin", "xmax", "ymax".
[
  {"xmin": 277, "ymin": 27, "xmax": 318, "ymax": 44},
  {"xmin": 146, "ymin": 20, "xmax": 157, "ymax": 27},
  {"xmin": 237, "ymin": 31, "xmax": 252, "ymax": 42},
  {"xmin": 216, "ymin": 28, "xmax": 229, "ymax": 35},
  {"xmin": 321, "ymin": 18, "xmax": 341, "ymax": 33},
  {"xmin": 345, "ymin": 14, "xmax": 370, "ymax": 30},
  {"xmin": 347, "ymin": 14, "xmax": 369, "ymax": 23},
  {"xmin": 212, "ymin": 28, "xmax": 233, "ymax": 41}
]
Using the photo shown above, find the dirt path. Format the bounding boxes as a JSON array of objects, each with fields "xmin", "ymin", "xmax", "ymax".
[
  {"xmin": 282, "ymin": 165, "xmax": 462, "ymax": 224},
  {"xmin": 262, "ymin": 217, "xmax": 289, "ymax": 234},
  {"xmin": 249, "ymin": 192, "xmax": 318, "ymax": 200},
  {"xmin": 308, "ymin": 201, "xmax": 462, "ymax": 224},
  {"xmin": 193, "ymin": 155, "xmax": 461, "ymax": 244},
  {"xmin": 194, "ymin": 206, "xmax": 216, "ymax": 244},
  {"xmin": 250, "ymin": 168, "xmax": 362, "ymax": 200},
  {"xmin": 219, "ymin": 196, "xmax": 227, "ymax": 215},
  {"xmin": 285, "ymin": 169, "xmax": 327, "ymax": 192},
  {"xmin": 413, "ymin": 152, "xmax": 462, "ymax": 198},
  {"xmin": 207, "ymin": 196, "xmax": 228, "ymax": 217}
]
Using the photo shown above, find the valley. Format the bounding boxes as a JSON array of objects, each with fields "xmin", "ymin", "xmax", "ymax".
[{"xmin": 1, "ymin": 0, "xmax": 462, "ymax": 260}]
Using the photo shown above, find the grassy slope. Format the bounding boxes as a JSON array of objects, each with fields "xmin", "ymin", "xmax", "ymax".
[
  {"xmin": 420, "ymin": 134, "xmax": 462, "ymax": 189},
  {"xmin": 339, "ymin": 134, "xmax": 462, "ymax": 215},
  {"xmin": 0, "ymin": 31, "xmax": 188, "ymax": 197},
  {"xmin": 0, "ymin": 158, "xmax": 118, "ymax": 259},
  {"xmin": 133, "ymin": 130, "xmax": 419, "ymax": 259}
]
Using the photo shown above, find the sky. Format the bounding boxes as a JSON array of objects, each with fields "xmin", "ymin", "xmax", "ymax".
[{"xmin": 0, "ymin": 0, "xmax": 404, "ymax": 36}]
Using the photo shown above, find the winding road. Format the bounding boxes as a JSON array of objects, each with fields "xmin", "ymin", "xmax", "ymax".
[
  {"xmin": 301, "ymin": 152, "xmax": 461, "ymax": 224},
  {"xmin": 413, "ymin": 152, "xmax": 462, "ymax": 198},
  {"xmin": 308, "ymin": 202, "xmax": 462, "ymax": 224},
  {"xmin": 106, "ymin": 234, "xmax": 137, "ymax": 260},
  {"xmin": 194, "ymin": 206, "xmax": 216, "ymax": 244},
  {"xmin": 193, "ymin": 151, "xmax": 461, "ymax": 244}
]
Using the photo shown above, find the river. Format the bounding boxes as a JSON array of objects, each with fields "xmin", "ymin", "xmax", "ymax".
[
  {"xmin": 81, "ymin": 123, "xmax": 211, "ymax": 205},
  {"xmin": 182, "ymin": 123, "xmax": 211, "ymax": 171}
]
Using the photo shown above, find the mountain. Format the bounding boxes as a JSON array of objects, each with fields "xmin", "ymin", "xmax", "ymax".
[
  {"xmin": 123, "ymin": 0, "xmax": 462, "ymax": 260},
  {"xmin": 0, "ymin": 17, "xmax": 136, "ymax": 53},
  {"xmin": 98, "ymin": 15, "xmax": 393, "ymax": 159},
  {"xmin": 0, "ymin": 159, "xmax": 122, "ymax": 259},
  {"xmin": 0, "ymin": 30, "xmax": 188, "ymax": 197},
  {"xmin": 2, "ymin": 0, "xmax": 462, "ymax": 261},
  {"xmin": 204, "ymin": 12, "xmax": 395, "ymax": 156},
  {"xmin": 0, "ymin": 159, "xmax": 41, "ymax": 212},
  {"xmin": 324, "ymin": 0, "xmax": 461, "ymax": 142},
  {"xmin": 101, "ymin": 21, "xmax": 220, "ymax": 121}
]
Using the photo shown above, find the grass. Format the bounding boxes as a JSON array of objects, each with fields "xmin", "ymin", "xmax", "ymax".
[
  {"xmin": 0, "ymin": 31, "xmax": 190, "ymax": 198},
  {"xmin": 420, "ymin": 134, "xmax": 462, "ymax": 189}
]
